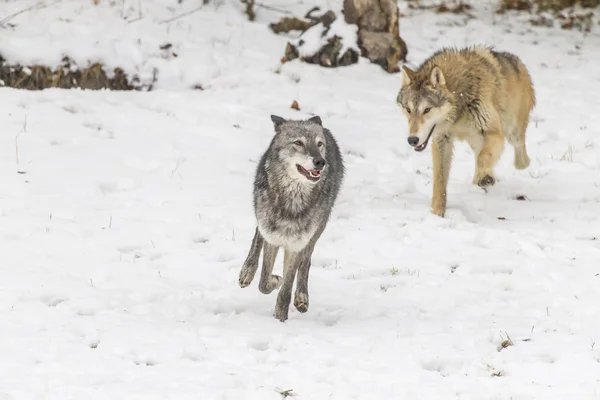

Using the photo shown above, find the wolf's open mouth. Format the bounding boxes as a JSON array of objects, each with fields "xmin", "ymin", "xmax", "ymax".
[
  {"xmin": 297, "ymin": 165, "xmax": 321, "ymax": 182},
  {"xmin": 415, "ymin": 124, "xmax": 436, "ymax": 152}
]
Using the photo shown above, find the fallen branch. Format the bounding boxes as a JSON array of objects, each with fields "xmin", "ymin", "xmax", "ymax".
[
  {"xmin": 270, "ymin": 10, "xmax": 336, "ymax": 34},
  {"xmin": 270, "ymin": 17, "xmax": 316, "ymax": 33}
]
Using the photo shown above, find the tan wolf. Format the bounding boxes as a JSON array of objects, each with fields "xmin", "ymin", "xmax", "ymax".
[{"xmin": 396, "ymin": 46, "xmax": 536, "ymax": 217}]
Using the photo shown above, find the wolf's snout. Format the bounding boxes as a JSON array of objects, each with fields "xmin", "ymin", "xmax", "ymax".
[
  {"xmin": 407, "ymin": 136, "xmax": 419, "ymax": 147},
  {"xmin": 313, "ymin": 158, "xmax": 326, "ymax": 169}
]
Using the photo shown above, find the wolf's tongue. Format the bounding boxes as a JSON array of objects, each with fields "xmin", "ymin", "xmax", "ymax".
[{"xmin": 309, "ymin": 170, "xmax": 321, "ymax": 177}]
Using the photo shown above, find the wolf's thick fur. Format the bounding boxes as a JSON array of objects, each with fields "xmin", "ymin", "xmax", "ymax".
[
  {"xmin": 238, "ymin": 115, "xmax": 344, "ymax": 322},
  {"xmin": 397, "ymin": 46, "xmax": 536, "ymax": 217}
]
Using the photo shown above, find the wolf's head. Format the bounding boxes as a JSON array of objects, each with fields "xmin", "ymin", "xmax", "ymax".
[
  {"xmin": 397, "ymin": 65, "xmax": 453, "ymax": 152},
  {"xmin": 267, "ymin": 115, "xmax": 328, "ymax": 184}
]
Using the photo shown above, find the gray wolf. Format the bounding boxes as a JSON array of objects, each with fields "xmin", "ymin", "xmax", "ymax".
[
  {"xmin": 396, "ymin": 46, "xmax": 536, "ymax": 217},
  {"xmin": 238, "ymin": 115, "xmax": 345, "ymax": 322}
]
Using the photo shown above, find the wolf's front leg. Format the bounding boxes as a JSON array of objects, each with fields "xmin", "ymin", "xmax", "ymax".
[
  {"xmin": 476, "ymin": 130, "xmax": 504, "ymax": 189},
  {"xmin": 475, "ymin": 122, "xmax": 505, "ymax": 189},
  {"xmin": 431, "ymin": 138, "xmax": 454, "ymax": 217},
  {"xmin": 473, "ymin": 114, "xmax": 504, "ymax": 190},
  {"xmin": 274, "ymin": 251, "xmax": 300, "ymax": 322},
  {"xmin": 293, "ymin": 242, "xmax": 316, "ymax": 313},
  {"xmin": 258, "ymin": 242, "xmax": 281, "ymax": 294},
  {"xmin": 238, "ymin": 227, "xmax": 263, "ymax": 288},
  {"xmin": 293, "ymin": 258, "xmax": 311, "ymax": 314}
]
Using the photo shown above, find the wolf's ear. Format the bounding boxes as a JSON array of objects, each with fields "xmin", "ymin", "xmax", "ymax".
[
  {"xmin": 307, "ymin": 115, "xmax": 322, "ymax": 126},
  {"xmin": 429, "ymin": 66, "xmax": 446, "ymax": 87},
  {"xmin": 401, "ymin": 65, "xmax": 416, "ymax": 88},
  {"xmin": 270, "ymin": 115, "xmax": 286, "ymax": 133}
]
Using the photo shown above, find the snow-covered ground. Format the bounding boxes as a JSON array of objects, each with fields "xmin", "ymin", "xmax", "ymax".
[{"xmin": 1, "ymin": 0, "xmax": 600, "ymax": 398}]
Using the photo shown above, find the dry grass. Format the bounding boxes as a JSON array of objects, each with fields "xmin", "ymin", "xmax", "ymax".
[
  {"xmin": 276, "ymin": 388, "xmax": 295, "ymax": 398},
  {"xmin": 498, "ymin": 0, "xmax": 599, "ymax": 31},
  {"xmin": 560, "ymin": 145, "xmax": 574, "ymax": 162},
  {"xmin": 407, "ymin": 0, "xmax": 473, "ymax": 14},
  {"xmin": 497, "ymin": 332, "xmax": 515, "ymax": 352},
  {"xmin": 0, "ymin": 56, "xmax": 134, "ymax": 91},
  {"xmin": 500, "ymin": 0, "xmax": 600, "ymax": 12}
]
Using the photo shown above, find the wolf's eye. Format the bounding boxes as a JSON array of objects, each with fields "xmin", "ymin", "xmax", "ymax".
[
  {"xmin": 317, "ymin": 141, "xmax": 324, "ymax": 148},
  {"xmin": 423, "ymin": 108, "xmax": 431, "ymax": 114},
  {"xmin": 405, "ymin": 107, "xmax": 411, "ymax": 114},
  {"xmin": 293, "ymin": 140, "xmax": 304, "ymax": 147}
]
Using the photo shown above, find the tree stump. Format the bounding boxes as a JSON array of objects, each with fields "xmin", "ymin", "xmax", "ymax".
[
  {"xmin": 343, "ymin": 0, "xmax": 407, "ymax": 73},
  {"xmin": 278, "ymin": 1, "xmax": 407, "ymax": 73}
]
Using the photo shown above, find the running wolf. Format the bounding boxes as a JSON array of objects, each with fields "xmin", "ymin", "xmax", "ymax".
[
  {"xmin": 396, "ymin": 46, "xmax": 536, "ymax": 217},
  {"xmin": 238, "ymin": 115, "xmax": 344, "ymax": 322}
]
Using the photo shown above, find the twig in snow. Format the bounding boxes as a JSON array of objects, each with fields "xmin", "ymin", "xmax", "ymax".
[
  {"xmin": 276, "ymin": 388, "xmax": 295, "ymax": 398},
  {"xmin": 304, "ymin": 6, "xmax": 321, "ymax": 20},
  {"xmin": 159, "ymin": 5, "xmax": 205, "ymax": 24},
  {"xmin": 127, "ymin": 16, "xmax": 144, "ymax": 23},
  {"xmin": 0, "ymin": 2, "xmax": 44, "ymax": 28},
  {"xmin": 256, "ymin": 2, "xmax": 293, "ymax": 15},
  {"xmin": 245, "ymin": 0, "xmax": 255, "ymax": 21},
  {"xmin": 242, "ymin": 0, "xmax": 293, "ymax": 15},
  {"xmin": 497, "ymin": 331, "xmax": 514, "ymax": 352},
  {"xmin": 171, "ymin": 158, "xmax": 183, "ymax": 175},
  {"xmin": 15, "ymin": 115, "xmax": 27, "ymax": 164}
]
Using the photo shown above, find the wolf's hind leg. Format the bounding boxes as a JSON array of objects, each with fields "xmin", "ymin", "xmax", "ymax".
[
  {"xmin": 504, "ymin": 92, "xmax": 533, "ymax": 170},
  {"xmin": 238, "ymin": 227, "xmax": 263, "ymax": 288},
  {"xmin": 513, "ymin": 142, "xmax": 530, "ymax": 170},
  {"xmin": 258, "ymin": 242, "xmax": 281, "ymax": 294},
  {"xmin": 507, "ymin": 121, "xmax": 531, "ymax": 170}
]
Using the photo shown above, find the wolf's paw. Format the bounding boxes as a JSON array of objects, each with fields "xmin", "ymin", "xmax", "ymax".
[
  {"xmin": 294, "ymin": 292, "xmax": 309, "ymax": 313},
  {"xmin": 431, "ymin": 207, "xmax": 445, "ymax": 218},
  {"xmin": 273, "ymin": 305, "xmax": 289, "ymax": 322},
  {"xmin": 514, "ymin": 147, "xmax": 531, "ymax": 170},
  {"xmin": 514, "ymin": 155, "xmax": 531, "ymax": 170},
  {"xmin": 258, "ymin": 275, "xmax": 282, "ymax": 294},
  {"xmin": 238, "ymin": 267, "xmax": 255, "ymax": 288},
  {"xmin": 478, "ymin": 175, "xmax": 496, "ymax": 189},
  {"xmin": 269, "ymin": 275, "xmax": 283, "ymax": 291}
]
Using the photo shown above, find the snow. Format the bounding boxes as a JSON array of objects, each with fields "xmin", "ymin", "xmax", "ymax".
[
  {"xmin": 293, "ymin": 15, "xmax": 359, "ymax": 59},
  {"xmin": 1, "ymin": 0, "xmax": 600, "ymax": 399}
]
